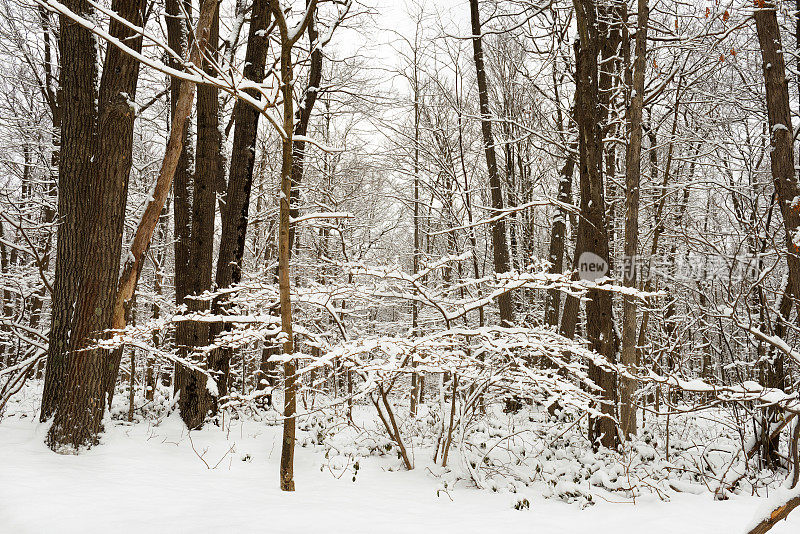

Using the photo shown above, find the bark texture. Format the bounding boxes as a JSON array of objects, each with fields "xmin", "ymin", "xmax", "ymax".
[
  {"xmin": 40, "ymin": 0, "xmax": 97, "ymax": 422},
  {"xmin": 755, "ymin": 3, "xmax": 800, "ymax": 315},
  {"xmin": 175, "ymin": 1, "xmax": 222, "ymax": 429},
  {"xmin": 45, "ymin": 0, "xmax": 145, "ymax": 450},
  {"xmin": 573, "ymin": 0, "xmax": 618, "ymax": 450}
]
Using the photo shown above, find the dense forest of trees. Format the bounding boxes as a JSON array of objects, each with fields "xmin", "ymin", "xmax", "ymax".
[{"xmin": 2, "ymin": 0, "xmax": 800, "ymax": 531}]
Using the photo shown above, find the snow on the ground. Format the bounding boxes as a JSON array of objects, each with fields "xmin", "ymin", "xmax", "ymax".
[{"xmin": 1, "ymin": 411, "xmax": 798, "ymax": 534}]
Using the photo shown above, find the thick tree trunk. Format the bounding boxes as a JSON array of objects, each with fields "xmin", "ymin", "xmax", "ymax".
[
  {"xmin": 112, "ymin": 0, "xmax": 217, "ymax": 415},
  {"xmin": 39, "ymin": 0, "xmax": 97, "ymax": 422},
  {"xmin": 752, "ymin": 5, "xmax": 800, "ymax": 463},
  {"xmin": 45, "ymin": 0, "xmax": 145, "ymax": 450},
  {"xmin": 215, "ymin": 0, "xmax": 270, "ymax": 292},
  {"xmin": 469, "ymin": 0, "xmax": 513, "ymax": 326}
]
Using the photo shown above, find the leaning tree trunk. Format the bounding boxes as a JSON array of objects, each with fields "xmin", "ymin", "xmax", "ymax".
[{"xmin": 469, "ymin": 0, "xmax": 513, "ymax": 326}]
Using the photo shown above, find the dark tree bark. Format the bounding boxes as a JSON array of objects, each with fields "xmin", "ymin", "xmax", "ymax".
[
  {"xmin": 165, "ymin": 0, "xmax": 198, "ymax": 424},
  {"xmin": 544, "ymin": 149, "xmax": 574, "ymax": 327},
  {"xmin": 620, "ymin": 0, "xmax": 648, "ymax": 440},
  {"xmin": 176, "ymin": 0, "xmax": 221, "ymax": 429},
  {"xmin": 45, "ymin": 0, "xmax": 145, "ymax": 450},
  {"xmin": 210, "ymin": 0, "xmax": 272, "ymax": 413},
  {"xmin": 746, "ymin": 492, "xmax": 800, "ymax": 534},
  {"xmin": 287, "ymin": 10, "xmax": 323, "ymax": 257},
  {"xmin": 755, "ymin": 2, "xmax": 800, "ymax": 313},
  {"xmin": 166, "ymin": 0, "xmax": 194, "ymax": 308},
  {"xmin": 469, "ymin": 0, "xmax": 513, "ymax": 326},
  {"xmin": 215, "ymin": 0, "xmax": 271, "ymax": 291},
  {"xmin": 753, "ymin": 0, "xmax": 800, "ymax": 469},
  {"xmin": 543, "ymin": 41, "xmax": 575, "ymax": 330},
  {"xmin": 573, "ymin": 0, "xmax": 618, "ymax": 450},
  {"xmin": 40, "ymin": 0, "xmax": 97, "ymax": 422}
]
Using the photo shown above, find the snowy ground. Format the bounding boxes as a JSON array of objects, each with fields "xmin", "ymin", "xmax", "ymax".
[{"xmin": 2, "ymin": 407, "xmax": 799, "ymax": 534}]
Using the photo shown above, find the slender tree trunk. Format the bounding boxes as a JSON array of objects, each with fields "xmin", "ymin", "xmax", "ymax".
[
  {"xmin": 167, "ymin": 0, "xmax": 194, "ymax": 306},
  {"xmin": 167, "ymin": 0, "xmax": 196, "ymax": 418},
  {"xmin": 544, "ymin": 149, "xmax": 574, "ymax": 327},
  {"xmin": 286, "ymin": 13, "xmax": 323, "ymax": 257},
  {"xmin": 410, "ymin": 43, "xmax": 422, "ymax": 416},
  {"xmin": 0, "ymin": 225, "xmax": 11, "ymax": 367},
  {"xmin": 277, "ymin": 27, "xmax": 298, "ymax": 493},
  {"xmin": 573, "ymin": 0, "xmax": 618, "ymax": 450},
  {"xmin": 210, "ymin": 0, "xmax": 272, "ymax": 418},
  {"xmin": 543, "ymin": 44, "xmax": 575, "ymax": 330},
  {"xmin": 620, "ymin": 0, "xmax": 648, "ymax": 440},
  {"xmin": 175, "ymin": 0, "xmax": 222, "ymax": 428},
  {"xmin": 469, "ymin": 0, "xmax": 513, "ymax": 325},
  {"xmin": 271, "ymin": 0, "xmax": 319, "ymax": 492}
]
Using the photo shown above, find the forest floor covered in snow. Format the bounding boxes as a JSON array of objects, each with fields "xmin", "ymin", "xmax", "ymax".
[{"xmin": 1, "ymin": 383, "xmax": 799, "ymax": 534}]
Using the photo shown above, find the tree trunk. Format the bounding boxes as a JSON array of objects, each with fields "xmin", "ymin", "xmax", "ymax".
[
  {"xmin": 271, "ymin": 0, "xmax": 318, "ymax": 492},
  {"xmin": 573, "ymin": 0, "xmax": 618, "ymax": 450},
  {"xmin": 544, "ymin": 149, "xmax": 574, "ymax": 327},
  {"xmin": 753, "ymin": 6, "xmax": 800, "ymax": 464},
  {"xmin": 45, "ymin": 0, "xmax": 145, "ymax": 450},
  {"xmin": 620, "ymin": 0, "xmax": 648, "ymax": 440},
  {"xmin": 469, "ymin": 0, "xmax": 513, "ymax": 325},
  {"xmin": 111, "ymin": 0, "xmax": 216, "ymax": 425},
  {"xmin": 755, "ymin": 2, "xmax": 800, "ymax": 313},
  {"xmin": 210, "ymin": 0, "xmax": 272, "ymax": 420},
  {"xmin": 165, "ymin": 0, "xmax": 198, "ymax": 425},
  {"xmin": 176, "ymin": 0, "xmax": 222, "ymax": 429},
  {"xmin": 286, "ymin": 10, "xmax": 323, "ymax": 258},
  {"xmin": 167, "ymin": 0, "xmax": 194, "ymax": 308},
  {"xmin": 40, "ymin": 0, "xmax": 97, "ymax": 422}
]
